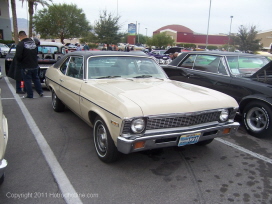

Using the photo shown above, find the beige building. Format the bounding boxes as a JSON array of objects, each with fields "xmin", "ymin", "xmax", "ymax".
[
  {"xmin": 0, "ymin": 0, "xmax": 12, "ymax": 40},
  {"xmin": 257, "ymin": 30, "xmax": 272, "ymax": 50}
]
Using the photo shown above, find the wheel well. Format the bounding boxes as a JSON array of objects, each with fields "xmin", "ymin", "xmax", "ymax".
[
  {"xmin": 239, "ymin": 98, "xmax": 271, "ymax": 113},
  {"xmin": 88, "ymin": 111, "xmax": 99, "ymax": 126}
]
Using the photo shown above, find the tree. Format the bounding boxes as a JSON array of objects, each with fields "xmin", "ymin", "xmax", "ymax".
[
  {"xmin": 146, "ymin": 32, "xmax": 174, "ymax": 48},
  {"xmin": 235, "ymin": 25, "xmax": 262, "ymax": 52},
  {"xmin": 33, "ymin": 3, "xmax": 91, "ymax": 44},
  {"xmin": 93, "ymin": 10, "xmax": 123, "ymax": 47},
  {"xmin": 20, "ymin": 0, "xmax": 52, "ymax": 37},
  {"xmin": 136, "ymin": 34, "xmax": 149, "ymax": 45}
]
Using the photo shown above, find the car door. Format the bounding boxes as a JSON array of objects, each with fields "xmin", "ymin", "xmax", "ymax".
[
  {"xmin": 173, "ymin": 54, "xmax": 234, "ymax": 96},
  {"xmin": 162, "ymin": 55, "xmax": 197, "ymax": 83},
  {"xmin": 59, "ymin": 55, "xmax": 84, "ymax": 116}
]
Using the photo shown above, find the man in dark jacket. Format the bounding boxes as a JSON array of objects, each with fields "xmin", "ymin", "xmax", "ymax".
[
  {"xmin": 15, "ymin": 31, "xmax": 43, "ymax": 98},
  {"xmin": 7, "ymin": 58, "xmax": 25, "ymax": 94}
]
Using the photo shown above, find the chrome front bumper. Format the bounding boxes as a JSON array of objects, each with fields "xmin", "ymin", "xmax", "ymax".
[{"xmin": 117, "ymin": 122, "xmax": 240, "ymax": 154}]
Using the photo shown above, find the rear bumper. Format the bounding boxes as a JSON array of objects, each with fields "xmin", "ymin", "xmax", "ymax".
[{"xmin": 117, "ymin": 122, "xmax": 240, "ymax": 154}]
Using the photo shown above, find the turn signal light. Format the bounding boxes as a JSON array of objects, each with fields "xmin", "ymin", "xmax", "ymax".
[
  {"xmin": 223, "ymin": 128, "xmax": 231, "ymax": 134},
  {"xmin": 134, "ymin": 141, "xmax": 145, "ymax": 150}
]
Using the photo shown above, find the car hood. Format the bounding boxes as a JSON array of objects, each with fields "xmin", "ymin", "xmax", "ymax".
[
  {"xmin": 90, "ymin": 79, "xmax": 238, "ymax": 116},
  {"xmin": 0, "ymin": 47, "xmax": 9, "ymax": 52},
  {"xmin": 250, "ymin": 61, "xmax": 272, "ymax": 85},
  {"xmin": 250, "ymin": 60, "xmax": 272, "ymax": 78}
]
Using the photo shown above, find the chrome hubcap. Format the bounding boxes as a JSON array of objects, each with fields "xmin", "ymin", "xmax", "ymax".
[
  {"xmin": 246, "ymin": 107, "xmax": 267, "ymax": 132},
  {"xmin": 96, "ymin": 123, "xmax": 107, "ymax": 154}
]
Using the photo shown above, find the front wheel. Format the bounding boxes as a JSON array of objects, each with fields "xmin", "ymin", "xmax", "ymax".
[
  {"xmin": 243, "ymin": 101, "xmax": 272, "ymax": 138},
  {"xmin": 93, "ymin": 116, "xmax": 119, "ymax": 163},
  {"xmin": 51, "ymin": 90, "xmax": 65, "ymax": 112}
]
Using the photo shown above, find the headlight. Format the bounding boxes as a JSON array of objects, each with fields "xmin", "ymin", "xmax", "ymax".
[
  {"xmin": 159, "ymin": 59, "xmax": 164, "ymax": 64},
  {"xmin": 131, "ymin": 118, "xmax": 145, "ymax": 133},
  {"xmin": 219, "ymin": 109, "xmax": 229, "ymax": 122}
]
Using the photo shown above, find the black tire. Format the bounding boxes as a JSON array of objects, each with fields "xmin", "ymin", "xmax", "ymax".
[
  {"xmin": 243, "ymin": 101, "xmax": 272, "ymax": 138},
  {"xmin": 51, "ymin": 90, "xmax": 65, "ymax": 112},
  {"xmin": 196, "ymin": 139, "xmax": 214, "ymax": 146},
  {"xmin": 93, "ymin": 116, "xmax": 120, "ymax": 163},
  {"xmin": 0, "ymin": 173, "xmax": 5, "ymax": 185}
]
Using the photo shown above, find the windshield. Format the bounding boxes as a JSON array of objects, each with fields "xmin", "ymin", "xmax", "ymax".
[
  {"xmin": 0, "ymin": 44, "xmax": 8, "ymax": 48},
  {"xmin": 151, "ymin": 50, "xmax": 166, "ymax": 55},
  {"xmin": 226, "ymin": 56, "xmax": 270, "ymax": 76},
  {"xmin": 87, "ymin": 56, "xmax": 167, "ymax": 79}
]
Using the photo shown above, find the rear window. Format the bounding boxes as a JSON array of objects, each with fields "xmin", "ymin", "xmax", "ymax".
[{"xmin": 226, "ymin": 56, "xmax": 270, "ymax": 75}]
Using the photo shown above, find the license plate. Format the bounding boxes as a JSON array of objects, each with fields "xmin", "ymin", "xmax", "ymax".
[{"xmin": 178, "ymin": 132, "xmax": 201, "ymax": 146}]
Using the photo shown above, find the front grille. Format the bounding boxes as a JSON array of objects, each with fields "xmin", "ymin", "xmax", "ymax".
[
  {"xmin": 122, "ymin": 111, "xmax": 221, "ymax": 134},
  {"xmin": 146, "ymin": 112, "xmax": 221, "ymax": 130}
]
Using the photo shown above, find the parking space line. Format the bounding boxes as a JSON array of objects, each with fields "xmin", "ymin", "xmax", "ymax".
[
  {"xmin": 4, "ymin": 77, "xmax": 83, "ymax": 204},
  {"xmin": 216, "ymin": 138, "xmax": 272, "ymax": 164}
]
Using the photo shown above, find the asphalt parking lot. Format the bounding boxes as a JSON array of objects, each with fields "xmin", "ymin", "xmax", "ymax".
[{"xmin": 0, "ymin": 58, "xmax": 272, "ymax": 204}]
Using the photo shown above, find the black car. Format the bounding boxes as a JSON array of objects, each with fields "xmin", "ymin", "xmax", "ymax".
[{"xmin": 162, "ymin": 51, "xmax": 272, "ymax": 138}]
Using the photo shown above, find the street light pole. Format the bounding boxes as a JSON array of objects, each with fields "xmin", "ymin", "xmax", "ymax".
[
  {"xmin": 205, "ymin": 0, "xmax": 212, "ymax": 49},
  {"xmin": 145, "ymin": 28, "xmax": 147, "ymax": 37},
  {"xmin": 138, "ymin": 23, "xmax": 140, "ymax": 44},
  {"xmin": 228, "ymin": 16, "xmax": 233, "ymax": 52}
]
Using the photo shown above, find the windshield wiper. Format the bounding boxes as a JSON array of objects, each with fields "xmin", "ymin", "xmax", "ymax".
[
  {"xmin": 133, "ymin": 75, "xmax": 153, "ymax": 78},
  {"xmin": 96, "ymin": 75, "xmax": 121, "ymax": 79}
]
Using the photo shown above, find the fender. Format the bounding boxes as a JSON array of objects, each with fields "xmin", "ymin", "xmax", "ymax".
[{"xmin": 239, "ymin": 94, "xmax": 272, "ymax": 112}]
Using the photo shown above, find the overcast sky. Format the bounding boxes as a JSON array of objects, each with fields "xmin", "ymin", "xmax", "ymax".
[{"xmin": 13, "ymin": 0, "xmax": 272, "ymax": 36}]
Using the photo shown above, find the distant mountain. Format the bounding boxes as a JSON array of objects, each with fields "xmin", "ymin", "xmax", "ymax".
[{"xmin": 10, "ymin": 18, "xmax": 28, "ymax": 34}]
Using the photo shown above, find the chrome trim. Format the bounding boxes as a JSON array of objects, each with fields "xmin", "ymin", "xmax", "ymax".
[
  {"xmin": 117, "ymin": 122, "xmax": 240, "ymax": 154},
  {"xmin": 121, "ymin": 107, "xmax": 237, "ymax": 135}
]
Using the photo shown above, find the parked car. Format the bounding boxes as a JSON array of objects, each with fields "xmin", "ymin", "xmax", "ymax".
[
  {"xmin": 45, "ymin": 51, "xmax": 239, "ymax": 162},
  {"xmin": 148, "ymin": 47, "xmax": 189, "ymax": 65},
  {"xmin": 147, "ymin": 49, "xmax": 171, "ymax": 65},
  {"xmin": 162, "ymin": 51, "xmax": 272, "ymax": 138},
  {"xmin": 0, "ymin": 43, "xmax": 10, "ymax": 58},
  {"xmin": 0, "ymin": 89, "xmax": 8, "ymax": 184},
  {"xmin": 5, "ymin": 41, "xmax": 66, "ymax": 83}
]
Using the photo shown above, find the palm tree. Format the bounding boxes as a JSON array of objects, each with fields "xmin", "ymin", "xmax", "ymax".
[
  {"xmin": 20, "ymin": 0, "xmax": 52, "ymax": 37},
  {"xmin": 10, "ymin": 0, "xmax": 19, "ymax": 44}
]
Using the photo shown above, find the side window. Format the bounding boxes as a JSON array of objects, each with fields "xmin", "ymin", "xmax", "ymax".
[
  {"xmin": 179, "ymin": 55, "xmax": 196, "ymax": 69},
  {"xmin": 194, "ymin": 55, "xmax": 217, "ymax": 73},
  {"xmin": 66, "ymin": 56, "xmax": 83, "ymax": 79},
  {"xmin": 60, "ymin": 58, "xmax": 70, "ymax": 75}
]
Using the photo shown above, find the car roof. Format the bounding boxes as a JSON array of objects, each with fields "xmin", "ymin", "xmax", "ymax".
[
  {"xmin": 65, "ymin": 51, "xmax": 148, "ymax": 57},
  {"xmin": 182, "ymin": 51, "xmax": 265, "ymax": 57},
  {"xmin": 53, "ymin": 51, "xmax": 149, "ymax": 67},
  {"xmin": 40, "ymin": 41, "xmax": 64, "ymax": 47}
]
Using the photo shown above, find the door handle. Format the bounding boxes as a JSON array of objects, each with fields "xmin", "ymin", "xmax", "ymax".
[{"xmin": 60, "ymin": 79, "xmax": 64, "ymax": 82}]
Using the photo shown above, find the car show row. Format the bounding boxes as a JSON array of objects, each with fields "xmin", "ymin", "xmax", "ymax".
[{"xmin": 0, "ymin": 42, "xmax": 271, "ymax": 185}]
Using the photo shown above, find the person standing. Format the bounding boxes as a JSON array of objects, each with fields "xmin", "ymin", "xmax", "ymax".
[
  {"xmin": 83, "ymin": 43, "xmax": 89, "ymax": 51},
  {"xmin": 76, "ymin": 44, "xmax": 82, "ymax": 51},
  {"xmin": 7, "ymin": 56, "xmax": 25, "ymax": 94},
  {"xmin": 15, "ymin": 31, "xmax": 43, "ymax": 98}
]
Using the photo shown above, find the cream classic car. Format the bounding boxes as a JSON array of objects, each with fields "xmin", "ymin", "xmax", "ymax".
[
  {"xmin": 0, "ymin": 89, "xmax": 8, "ymax": 183},
  {"xmin": 45, "ymin": 51, "xmax": 240, "ymax": 163}
]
